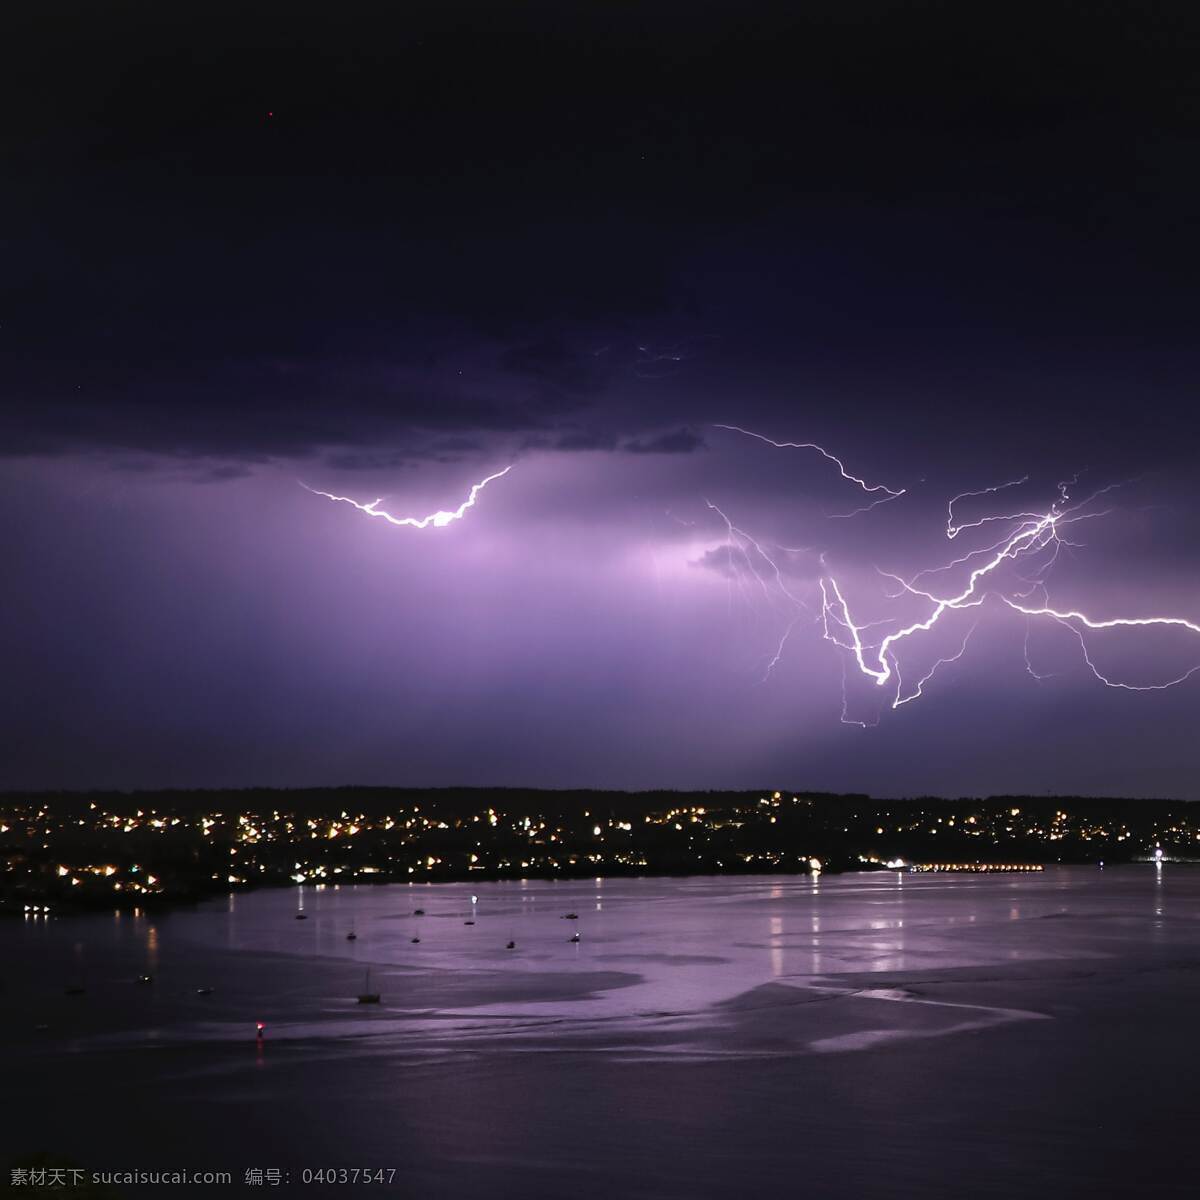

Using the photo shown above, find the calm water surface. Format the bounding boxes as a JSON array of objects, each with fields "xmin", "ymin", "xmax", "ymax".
[{"xmin": 2, "ymin": 868, "xmax": 1196, "ymax": 1196}]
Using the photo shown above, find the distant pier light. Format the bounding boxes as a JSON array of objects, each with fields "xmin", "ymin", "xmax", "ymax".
[{"xmin": 910, "ymin": 863, "xmax": 1043, "ymax": 873}]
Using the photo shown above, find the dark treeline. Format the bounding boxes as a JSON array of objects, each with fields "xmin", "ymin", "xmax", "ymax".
[{"xmin": 4, "ymin": 786, "xmax": 1195, "ymax": 818}]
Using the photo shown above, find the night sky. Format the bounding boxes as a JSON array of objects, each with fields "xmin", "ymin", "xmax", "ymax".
[{"xmin": 4, "ymin": 2, "xmax": 1200, "ymax": 796}]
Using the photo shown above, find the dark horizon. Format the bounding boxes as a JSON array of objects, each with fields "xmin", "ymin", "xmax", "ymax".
[{"xmin": 6, "ymin": 782, "xmax": 1200, "ymax": 806}]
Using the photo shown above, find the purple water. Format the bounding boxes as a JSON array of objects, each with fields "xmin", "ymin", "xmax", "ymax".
[{"xmin": 3, "ymin": 867, "xmax": 1196, "ymax": 1196}]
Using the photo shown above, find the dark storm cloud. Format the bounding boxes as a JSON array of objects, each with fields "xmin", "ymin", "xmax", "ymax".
[
  {"xmin": 623, "ymin": 428, "xmax": 707, "ymax": 455},
  {"xmin": 5, "ymin": 2, "xmax": 1200, "ymax": 475},
  {"xmin": 499, "ymin": 338, "xmax": 610, "ymax": 397},
  {"xmin": 690, "ymin": 546, "xmax": 741, "ymax": 580},
  {"xmin": 542, "ymin": 429, "xmax": 621, "ymax": 453},
  {"xmin": 0, "ymin": 314, "xmax": 728, "ymax": 469},
  {"xmin": 0, "ymin": 332, "xmax": 641, "ymax": 467},
  {"xmin": 321, "ymin": 450, "xmax": 419, "ymax": 473}
]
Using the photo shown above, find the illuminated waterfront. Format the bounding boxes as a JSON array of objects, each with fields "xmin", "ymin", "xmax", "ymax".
[{"xmin": 3, "ymin": 789, "xmax": 1193, "ymax": 912}]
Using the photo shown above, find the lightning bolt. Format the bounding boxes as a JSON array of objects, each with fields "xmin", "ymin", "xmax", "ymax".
[
  {"xmin": 820, "ymin": 483, "xmax": 1200, "ymax": 710},
  {"xmin": 702, "ymin": 433, "xmax": 1199, "ymax": 716},
  {"xmin": 702, "ymin": 500, "xmax": 809, "ymax": 681},
  {"xmin": 301, "ymin": 466, "xmax": 513, "ymax": 529},
  {"xmin": 821, "ymin": 514, "xmax": 1043, "ymax": 690},
  {"xmin": 892, "ymin": 619, "xmax": 980, "ymax": 708},
  {"xmin": 945, "ymin": 475, "xmax": 1031, "ymax": 538},
  {"xmin": 1001, "ymin": 598, "xmax": 1200, "ymax": 691},
  {"xmin": 713, "ymin": 423, "xmax": 906, "ymax": 516},
  {"xmin": 1000, "ymin": 599, "xmax": 1200, "ymax": 639}
]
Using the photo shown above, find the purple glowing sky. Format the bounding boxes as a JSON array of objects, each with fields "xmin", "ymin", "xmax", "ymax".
[
  {"xmin": 4, "ymin": 3, "xmax": 1200, "ymax": 796},
  {"xmin": 3, "ymin": 422, "xmax": 1198, "ymax": 797}
]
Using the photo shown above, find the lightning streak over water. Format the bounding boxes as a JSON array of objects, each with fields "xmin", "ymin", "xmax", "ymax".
[{"xmin": 301, "ymin": 466, "xmax": 513, "ymax": 529}]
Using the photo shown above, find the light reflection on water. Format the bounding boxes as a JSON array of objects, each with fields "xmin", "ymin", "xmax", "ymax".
[
  {"xmin": 6, "ymin": 865, "xmax": 1194, "ymax": 1062},
  {"xmin": 6, "ymin": 867, "xmax": 1200, "ymax": 1197}
]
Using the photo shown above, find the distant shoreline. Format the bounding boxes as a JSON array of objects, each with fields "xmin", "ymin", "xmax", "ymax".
[
  {"xmin": 3, "ymin": 860, "xmax": 1161, "ymax": 921},
  {"xmin": 4, "ymin": 787, "xmax": 1186, "ymax": 918},
  {"xmin": 4, "ymin": 784, "xmax": 1198, "ymax": 806}
]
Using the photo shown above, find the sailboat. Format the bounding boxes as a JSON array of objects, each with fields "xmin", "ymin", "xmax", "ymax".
[{"xmin": 357, "ymin": 968, "xmax": 381, "ymax": 1004}]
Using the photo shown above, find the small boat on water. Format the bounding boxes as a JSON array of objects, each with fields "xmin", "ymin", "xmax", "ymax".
[
  {"xmin": 357, "ymin": 969, "xmax": 381, "ymax": 1005},
  {"xmin": 196, "ymin": 987, "xmax": 214, "ymax": 996},
  {"xmin": 295, "ymin": 913, "xmax": 308, "ymax": 921},
  {"xmin": 506, "ymin": 941, "xmax": 516, "ymax": 950},
  {"xmin": 569, "ymin": 932, "xmax": 580, "ymax": 943},
  {"xmin": 562, "ymin": 913, "xmax": 579, "ymax": 920},
  {"xmin": 413, "ymin": 909, "xmax": 425, "ymax": 916},
  {"xmin": 411, "ymin": 936, "xmax": 420, "ymax": 943},
  {"xmin": 136, "ymin": 974, "xmax": 153, "ymax": 985},
  {"xmin": 346, "ymin": 931, "xmax": 357, "ymax": 941},
  {"xmin": 464, "ymin": 919, "xmax": 475, "ymax": 925}
]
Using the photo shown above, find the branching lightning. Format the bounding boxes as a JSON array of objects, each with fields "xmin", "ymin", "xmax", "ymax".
[
  {"xmin": 713, "ymin": 423, "xmax": 906, "ymax": 517},
  {"xmin": 301, "ymin": 466, "xmax": 513, "ymax": 529},
  {"xmin": 892, "ymin": 619, "xmax": 980, "ymax": 709},
  {"xmin": 298, "ymin": 419, "xmax": 1197, "ymax": 721},
  {"xmin": 819, "ymin": 483, "xmax": 1200, "ymax": 717},
  {"xmin": 945, "ymin": 475, "xmax": 1030, "ymax": 538},
  {"xmin": 699, "ymin": 426, "xmax": 1200, "ymax": 719},
  {"xmin": 1000, "ymin": 598, "xmax": 1200, "ymax": 691},
  {"xmin": 703, "ymin": 500, "xmax": 809, "ymax": 680}
]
